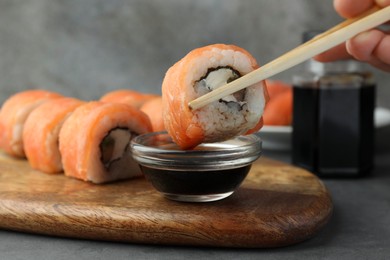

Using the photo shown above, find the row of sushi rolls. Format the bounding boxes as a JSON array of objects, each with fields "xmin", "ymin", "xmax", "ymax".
[{"xmin": 0, "ymin": 44, "xmax": 292, "ymax": 184}]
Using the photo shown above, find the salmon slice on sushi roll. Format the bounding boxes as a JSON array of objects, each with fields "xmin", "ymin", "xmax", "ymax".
[
  {"xmin": 59, "ymin": 101, "xmax": 152, "ymax": 184},
  {"xmin": 100, "ymin": 89, "xmax": 159, "ymax": 109},
  {"xmin": 0, "ymin": 90, "xmax": 63, "ymax": 157},
  {"xmin": 162, "ymin": 44, "xmax": 268, "ymax": 149},
  {"xmin": 140, "ymin": 96, "xmax": 165, "ymax": 132},
  {"xmin": 23, "ymin": 97, "xmax": 85, "ymax": 174}
]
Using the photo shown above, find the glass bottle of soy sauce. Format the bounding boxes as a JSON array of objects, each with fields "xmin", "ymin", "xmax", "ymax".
[{"xmin": 292, "ymin": 31, "xmax": 376, "ymax": 177}]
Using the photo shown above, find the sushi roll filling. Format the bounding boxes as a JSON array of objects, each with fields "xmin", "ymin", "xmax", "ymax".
[
  {"xmin": 100, "ymin": 127, "xmax": 134, "ymax": 170},
  {"xmin": 194, "ymin": 66, "xmax": 246, "ymax": 109}
]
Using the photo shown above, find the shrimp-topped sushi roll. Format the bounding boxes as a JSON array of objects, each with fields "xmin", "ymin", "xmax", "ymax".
[
  {"xmin": 0, "ymin": 90, "xmax": 62, "ymax": 157},
  {"xmin": 140, "ymin": 96, "xmax": 165, "ymax": 132},
  {"xmin": 100, "ymin": 89, "xmax": 159, "ymax": 109},
  {"xmin": 59, "ymin": 101, "xmax": 152, "ymax": 184},
  {"xmin": 162, "ymin": 44, "xmax": 268, "ymax": 149},
  {"xmin": 23, "ymin": 97, "xmax": 85, "ymax": 174}
]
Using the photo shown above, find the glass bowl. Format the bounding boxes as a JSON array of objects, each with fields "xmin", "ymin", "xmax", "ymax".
[{"xmin": 130, "ymin": 131, "xmax": 262, "ymax": 202}]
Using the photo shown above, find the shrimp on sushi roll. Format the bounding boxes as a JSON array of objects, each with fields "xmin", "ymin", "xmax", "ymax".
[
  {"xmin": 162, "ymin": 44, "xmax": 268, "ymax": 149},
  {"xmin": 0, "ymin": 90, "xmax": 63, "ymax": 157},
  {"xmin": 59, "ymin": 101, "xmax": 152, "ymax": 184}
]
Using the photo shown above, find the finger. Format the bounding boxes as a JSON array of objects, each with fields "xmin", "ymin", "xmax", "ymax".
[
  {"xmin": 360, "ymin": 57, "xmax": 390, "ymax": 72},
  {"xmin": 334, "ymin": 0, "xmax": 374, "ymax": 18},
  {"xmin": 346, "ymin": 30, "xmax": 390, "ymax": 71},
  {"xmin": 376, "ymin": 0, "xmax": 390, "ymax": 7},
  {"xmin": 314, "ymin": 43, "xmax": 352, "ymax": 62},
  {"xmin": 375, "ymin": 33, "xmax": 390, "ymax": 64},
  {"xmin": 346, "ymin": 30, "xmax": 388, "ymax": 61}
]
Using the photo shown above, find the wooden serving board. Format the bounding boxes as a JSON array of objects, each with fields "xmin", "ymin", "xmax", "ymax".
[{"xmin": 0, "ymin": 152, "xmax": 332, "ymax": 248}]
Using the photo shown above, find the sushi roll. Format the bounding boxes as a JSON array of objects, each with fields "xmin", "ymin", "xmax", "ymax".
[
  {"xmin": 140, "ymin": 96, "xmax": 165, "ymax": 132},
  {"xmin": 162, "ymin": 44, "xmax": 268, "ymax": 149},
  {"xmin": 100, "ymin": 89, "xmax": 159, "ymax": 109},
  {"xmin": 265, "ymin": 80, "xmax": 292, "ymax": 100},
  {"xmin": 0, "ymin": 90, "xmax": 63, "ymax": 157},
  {"xmin": 262, "ymin": 88, "xmax": 293, "ymax": 126},
  {"xmin": 23, "ymin": 97, "xmax": 85, "ymax": 174},
  {"xmin": 59, "ymin": 101, "xmax": 152, "ymax": 184},
  {"xmin": 262, "ymin": 80, "xmax": 293, "ymax": 126}
]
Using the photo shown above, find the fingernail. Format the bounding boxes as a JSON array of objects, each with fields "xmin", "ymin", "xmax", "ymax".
[{"xmin": 375, "ymin": 0, "xmax": 390, "ymax": 7}]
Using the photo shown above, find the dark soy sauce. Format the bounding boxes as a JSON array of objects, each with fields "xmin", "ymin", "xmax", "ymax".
[
  {"xmin": 292, "ymin": 74, "xmax": 375, "ymax": 177},
  {"xmin": 140, "ymin": 165, "xmax": 251, "ymax": 195}
]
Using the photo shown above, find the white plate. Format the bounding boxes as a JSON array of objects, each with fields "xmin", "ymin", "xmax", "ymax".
[{"xmin": 257, "ymin": 107, "xmax": 390, "ymax": 151}]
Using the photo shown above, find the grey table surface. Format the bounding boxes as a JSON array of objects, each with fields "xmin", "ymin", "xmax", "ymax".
[{"xmin": 1, "ymin": 127, "xmax": 389, "ymax": 260}]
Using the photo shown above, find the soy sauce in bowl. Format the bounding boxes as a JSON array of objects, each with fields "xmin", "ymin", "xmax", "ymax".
[{"xmin": 131, "ymin": 132, "xmax": 262, "ymax": 202}]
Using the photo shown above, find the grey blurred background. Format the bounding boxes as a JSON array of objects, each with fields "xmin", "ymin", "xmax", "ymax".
[{"xmin": 0, "ymin": 0, "xmax": 389, "ymax": 107}]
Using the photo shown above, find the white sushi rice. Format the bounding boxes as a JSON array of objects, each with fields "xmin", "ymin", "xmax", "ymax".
[{"xmin": 187, "ymin": 47, "xmax": 265, "ymax": 142}]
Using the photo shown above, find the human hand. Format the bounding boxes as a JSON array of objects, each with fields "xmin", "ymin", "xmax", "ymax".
[{"xmin": 315, "ymin": 0, "xmax": 390, "ymax": 72}]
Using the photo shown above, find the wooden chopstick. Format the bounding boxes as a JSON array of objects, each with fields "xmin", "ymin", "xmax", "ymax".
[
  {"xmin": 189, "ymin": 5, "xmax": 389, "ymax": 110},
  {"xmin": 297, "ymin": 5, "xmax": 380, "ymax": 50}
]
